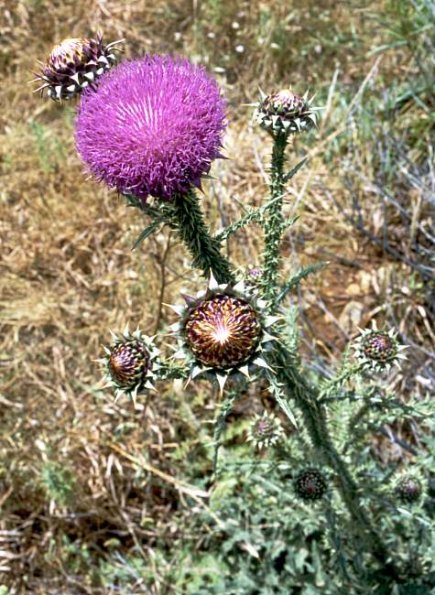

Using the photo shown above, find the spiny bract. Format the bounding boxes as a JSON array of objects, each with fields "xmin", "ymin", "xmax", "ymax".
[
  {"xmin": 169, "ymin": 273, "xmax": 279, "ymax": 392},
  {"xmin": 254, "ymin": 89, "xmax": 319, "ymax": 137},
  {"xmin": 102, "ymin": 328, "xmax": 159, "ymax": 403},
  {"xmin": 35, "ymin": 34, "xmax": 122, "ymax": 101}
]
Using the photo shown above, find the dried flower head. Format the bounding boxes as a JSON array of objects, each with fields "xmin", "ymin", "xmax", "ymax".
[
  {"xmin": 35, "ymin": 34, "xmax": 122, "ymax": 101},
  {"xmin": 395, "ymin": 476, "xmax": 423, "ymax": 504},
  {"xmin": 247, "ymin": 411, "xmax": 284, "ymax": 450},
  {"xmin": 169, "ymin": 274, "xmax": 279, "ymax": 392},
  {"xmin": 102, "ymin": 328, "xmax": 159, "ymax": 402},
  {"xmin": 75, "ymin": 55, "xmax": 226, "ymax": 201},
  {"xmin": 293, "ymin": 468, "xmax": 328, "ymax": 501},
  {"xmin": 255, "ymin": 89, "xmax": 319, "ymax": 136},
  {"xmin": 354, "ymin": 322, "xmax": 407, "ymax": 372}
]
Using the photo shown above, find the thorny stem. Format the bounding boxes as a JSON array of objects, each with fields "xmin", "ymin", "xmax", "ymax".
[
  {"xmin": 262, "ymin": 133, "xmax": 288, "ymax": 301},
  {"xmin": 172, "ymin": 189, "xmax": 235, "ymax": 285},
  {"xmin": 171, "ymin": 187, "xmax": 402, "ymax": 581}
]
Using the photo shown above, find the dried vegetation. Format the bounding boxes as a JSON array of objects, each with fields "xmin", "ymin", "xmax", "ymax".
[{"xmin": 0, "ymin": 0, "xmax": 433, "ymax": 592}]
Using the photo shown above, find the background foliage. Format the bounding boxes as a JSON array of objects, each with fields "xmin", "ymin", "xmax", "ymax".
[{"xmin": 0, "ymin": 0, "xmax": 433, "ymax": 592}]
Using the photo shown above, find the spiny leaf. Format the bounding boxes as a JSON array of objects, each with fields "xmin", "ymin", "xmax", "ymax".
[
  {"xmin": 275, "ymin": 261, "xmax": 328, "ymax": 304},
  {"xmin": 283, "ymin": 157, "xmax": 308, "ymax": 182},
  {"xmin": 131, "ymin": 219, "xmax": 163, "ymax": 250}
]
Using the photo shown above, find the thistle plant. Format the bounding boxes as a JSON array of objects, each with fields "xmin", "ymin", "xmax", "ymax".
[{"xmin": 36, "ymin": 36, "xmax": 434, "ymax": 592}]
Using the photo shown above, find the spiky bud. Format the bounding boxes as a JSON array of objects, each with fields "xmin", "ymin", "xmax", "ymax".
[
  {"xmin": 102, "ymin": 329, "xmax": 159, "ymax": 401},
  {"xmin": 35, "ymin": 34, "xmax": 122, "ymax": 101},
  {"xmin": 108, "ymin": 340, "xmax": 150, "ymax": 390},
  {"xmin": 354, "ymin": 324, "xmax": 407, "ymax": 372},
  {"xmin": 255, "ymin": 90, "xmax": 318, "ymax": 136},
  {"xmin": 170, "ymin": 275, "xmax": 278, "ymax": 391},
  {"xmin": 395, "ymin": 477, "xmax": 422, "ymax": 504},
  {"xmin": 247, "ymin": 411, "xmax": 284, "ymax": 450},
  {"xmin": 293, "ymin": 468, "xmax": 328, "ymax": 501},
  {"xmin": 245, "ymin": 266, "xmax": 263, "ymax": 287},
  {"xmin": 184, "ymin": 294, "xmax": 262, "ymax": 369}
]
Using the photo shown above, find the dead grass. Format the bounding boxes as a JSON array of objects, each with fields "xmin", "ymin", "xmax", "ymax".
[{"xmin": 0, "ymin": 0, "xmax": 433, "ymax": 591}]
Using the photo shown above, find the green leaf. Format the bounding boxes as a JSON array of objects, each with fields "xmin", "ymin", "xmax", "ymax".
[
  {"xmin": 283, "ymin": 157, "xmax": 308, "ymax": 182},
  {"xmin": 131, "ymin": 219, "xmax": 163, "ymax": 250},
  {"xmin": 275, "ymin": 261, "xmax": 328, "ymax": 305}
]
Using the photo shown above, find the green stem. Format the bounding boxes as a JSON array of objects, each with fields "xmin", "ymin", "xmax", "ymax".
[
  {"xmin": 262, "ymin": 133, "xmax": 288, "ymax": 301},
  {"xmin": 172, "ymin": 189, "xmax": 235, "ymax": 285}
]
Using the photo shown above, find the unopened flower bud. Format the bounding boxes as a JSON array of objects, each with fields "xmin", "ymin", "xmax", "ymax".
[
  {"xmin": 395, "ymin": 476, "xmax": 422, "ymax": 504},
  {"xmin": 35, "ymin": 34, "xmax": 122, "ymax": 101},
  {"xmin": 247, "ymin": 411, "xmax": 283, "ymax": 449},
  {"xmin": 255, "ymin": 89, "xmax": 319, "ymax": 136},
  {"xmin": 354, "ymin": 324, "xmax": 407, "ymax": 372},
  {"xmin": 293, "ymin": 468, "xmax": 328, "ymax": 501}
]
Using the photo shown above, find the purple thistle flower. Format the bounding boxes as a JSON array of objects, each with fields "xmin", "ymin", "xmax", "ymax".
[{"xmin": 75, "ymin": 55, "xmax": 227, "ymax": 201}]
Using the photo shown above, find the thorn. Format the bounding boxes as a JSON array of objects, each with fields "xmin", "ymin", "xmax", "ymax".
[
  {"xmin": 239, "ymin": 365, "xmax": 251, "ymax": 379},
  {"xmin": 208, "ymin": 271, "xmax": 219, "ymax": 291},
  {"xmin": 261, "ymin": 331, "xmax": 277, "ymax": 344},
  {"xmin": 180, "ymin": 293, "xmax": 197, "ymax": 306},
  {"xmin": 232, "ymin": 280, "xmax": 246, "ymax": 294},
  {"xmin": 253, "ymin": 357, "xmax": 273, "ymax": 371},
  {"xmin": 264, "ymin": 315, "xmax": 281, "ymax": 328},
  {"xmin": 164, "ymin": 303, "xmax": 185, "ymax": 316},
  {"xmin": 191, "ymin": 365, "xmax": 206, "ymax": 379},
  {"xmin": 216, "ymin": 373, "xmax": 228, "ymax": 395},
  {"xmin": 258, "ymin": 87, "xmax": 267, "ymax": 101},
  {"xmin": 69, "ymin": 72, "xmax": 81, "ymax": 84}
]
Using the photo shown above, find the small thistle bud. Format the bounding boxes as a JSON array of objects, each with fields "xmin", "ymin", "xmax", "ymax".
[
  {"xmin": 245, "ymin": 267, "xmax": 263, "ymax": 287},
  {"xmin": 395, "ymin": 476, "xmax": 422, "ymax": 504},
  {"xmin": 293, "ymin": 468, "xmax": 328, "ymax": 501},
  {"xmin": 108, "ymin": 340, "xmax": 150, "ymax": 389},
  {"xmin": 102, "ymin": 329, "xmax": 159, "ymax": 402},
  {"xmin": 255, "ymin": 89, "xmax": 319, "ymax": 136},
  {"xmin": 354, "ymin": 323, "xmax": 407, "ymax": 372},
  {"xmin": 247, "ymin": 411, "xmax": 284, "ymax": 450},
  {"xmin": 35, "ymin": 34, "xmax": 122, "ymax": 101}
]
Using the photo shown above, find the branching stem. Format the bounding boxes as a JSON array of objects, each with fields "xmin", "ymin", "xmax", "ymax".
[{"xmin": 169, "ymin": 188, "xmax": 401, "ymax": 581}]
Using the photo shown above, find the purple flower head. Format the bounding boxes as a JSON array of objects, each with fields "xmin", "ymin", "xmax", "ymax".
[{"xmin": 75, "ymin": 55, "xmax": 227, "ymax": 201}]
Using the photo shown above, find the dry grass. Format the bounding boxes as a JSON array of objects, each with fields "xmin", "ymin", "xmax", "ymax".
[{"xmin": 0, "ymin": 0, "xmax": 433, "ymax": 592}]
